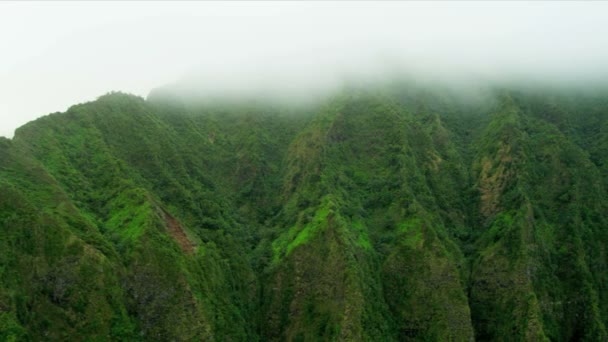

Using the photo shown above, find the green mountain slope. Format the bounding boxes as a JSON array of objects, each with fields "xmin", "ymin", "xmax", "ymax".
[{"xmin": 1, "ymin": 85, "xmax": 607, "ymax": 341}]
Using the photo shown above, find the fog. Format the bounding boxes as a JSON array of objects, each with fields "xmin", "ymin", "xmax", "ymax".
[{"xmin": 1, "ymin": 1, "xmax": 608, "ymax": 137}]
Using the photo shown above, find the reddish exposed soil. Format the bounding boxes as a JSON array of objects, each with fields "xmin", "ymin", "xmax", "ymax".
[{"xmin": 161, "ymin": 209, "xmax": 195, "ymax": 254}]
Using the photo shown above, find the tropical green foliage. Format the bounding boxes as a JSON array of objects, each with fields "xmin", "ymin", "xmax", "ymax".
[{"xmin": 1, "ymin": 84, "xmax": 608, "ymax": 340}]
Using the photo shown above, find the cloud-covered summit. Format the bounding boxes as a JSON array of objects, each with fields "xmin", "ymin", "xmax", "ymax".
[{"xmin": 1, "ymin": 2, "xmax": 608, "ymax": 136}]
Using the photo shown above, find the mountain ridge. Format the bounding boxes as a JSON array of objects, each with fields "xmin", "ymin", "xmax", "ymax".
[{"xmin": 1, "ymin": 85, "xmax": 608, "ymax": 341}]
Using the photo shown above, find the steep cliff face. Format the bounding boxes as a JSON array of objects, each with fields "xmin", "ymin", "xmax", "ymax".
[
  {"xmin": 1, "ymin": 86, "xmax": 608, "ymax": 341},
  {"xmin": 468, "ymin": 96, "xmax": 608, "ymax": 341}
]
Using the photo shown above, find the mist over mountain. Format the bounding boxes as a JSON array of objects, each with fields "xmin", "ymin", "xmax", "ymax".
[
  {"xmin": 2, "ymin": 1, "xmax": 608, "ymax": 137},
  {"xmin": 2, "ymin": 2, "xmax": 608, "ymax": 341}
]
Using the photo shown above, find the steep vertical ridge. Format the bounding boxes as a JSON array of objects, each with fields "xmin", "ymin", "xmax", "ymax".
[
  {"xmin": 469, "ymin": 96, "xmax": 608, "ymax": 341},
  {"xmin": 2, "ymin": 87, "xmax": 608, "ymax": 340}
]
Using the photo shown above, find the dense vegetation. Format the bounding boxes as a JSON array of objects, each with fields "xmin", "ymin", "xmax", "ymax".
[{"xmin": 1, "ymin": 82, "xmax": 608, "ymax": 341}]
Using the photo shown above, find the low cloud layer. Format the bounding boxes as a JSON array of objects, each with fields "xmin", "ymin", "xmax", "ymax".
[{"xmin": 1, "ymin": 2, "xmax": 608, "ymax": 137}]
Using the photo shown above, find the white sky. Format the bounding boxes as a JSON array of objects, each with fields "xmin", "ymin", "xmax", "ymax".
[{"xmin": 1, "ymin": 1, "xmax": 608, "ymax": 137}]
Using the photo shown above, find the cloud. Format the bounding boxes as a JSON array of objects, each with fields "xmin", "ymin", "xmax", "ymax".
[{"xmin": 1, "ymin": 2, "xmax": 608, "ymax": 137}]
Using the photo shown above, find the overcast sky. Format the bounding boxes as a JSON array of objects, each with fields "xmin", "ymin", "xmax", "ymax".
[{"xmin": 1, "ymin": 1, "xmax": 608, "ymax": 138}]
